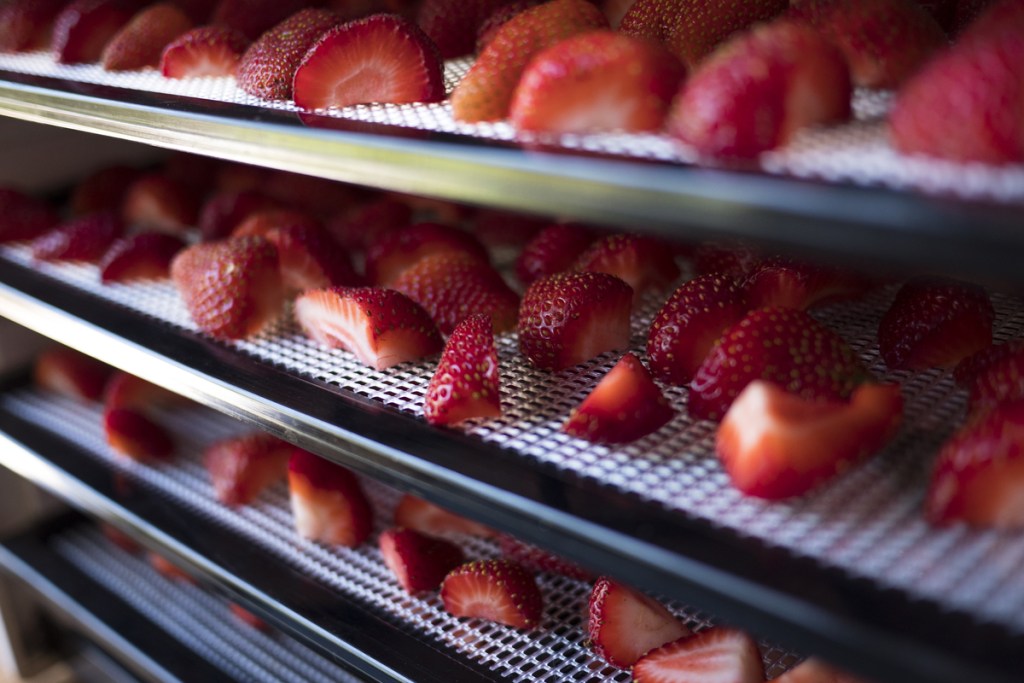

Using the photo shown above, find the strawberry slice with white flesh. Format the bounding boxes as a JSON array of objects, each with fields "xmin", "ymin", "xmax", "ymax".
[
  {"xmin": 441, "ymin": 559, "xmax": 543, "ymax": 629},
  {"xmin": 288, "ymin": 449, "xmax": 373, "ymax": 547},
  {"xmin": 588, "ymin": 577, "xmax": 689, "ymax": 668},
  {"xmin": 633, "ymin": 628, "xmax": 765, "ymax": 683},
  {"xmin": 33, "ymin": 347, "xmax": 112, "ymax": 403},
  {"xmin": 103, "ymin": 408, "xmax": 175, "ymax": 461},
  {"xmin": 393, "ymin": 494, "xmax": 496, "ymax": 538},
  {"xmin": 160, "ymin": 25, "xmax": 250, "ymax": 78},
  {"xmin": 204, "ymin": 432, "xmax": 292, "ymax": 507},
  {"xmin": 775, "ymin": 658, "xmax": 875, "ymax": 683}
]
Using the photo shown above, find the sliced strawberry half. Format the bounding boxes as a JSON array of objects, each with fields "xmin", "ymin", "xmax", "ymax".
[
  {"xmin": 573, "ymin": 233, "xmax": 680, "ymax": 299},
  {"xmin": 423, "ymin": 314, "xmax": 502, "ymax": 425},
  {"xmin": 103, "ymin": 371, "xmax": 185, "ymax": 413},
  {"xmin": 588, "ymin": 576, "xmax": 689, "ymax": 668},
  {"xmin": 878, "ymin": 278, "xmax": 994, "ymax": 372},
  {"xmin": 0, "ymin": 188, "xmax": 58, "ymax": 243},
  {"xmin": 104, "ymin": 407, "xmax": 175, "ymax": 461},
  {"xmin": 717, "ymin": 380, "xmax": 903, "ymax": 499},
  {"xmin": 100, "ymin": 232, "xmax": 186, "ymax": 283},
  {"xmin": 379, "ymin": 527, "xmax": 466, "ymax": 593},
  {"xmin": 211, "ymin": 0, "xmax": 313, "ymax": 40},
  {"xmin": 0, "ymin": 0, "xmax": 67, "ymax": 53},
  {"xmin": 365, "ymin": 222, "xmax": 489, "ymax": 286},
  {"xmin": 53, "ymin": 0, "xmax": 139, "ymax": 65},
  {"xmin": 471, "ymin": 208, "xmax": 547, "ymax": 249},
  {"xmin": 293, "ymin": 13, "xmax": 445, "ymax": 110},
  {"xmin": 476, "ymin": 1, "xmax": 545, "ymax": 53},
  {"xmin": 692, "ymin": 240, "xmax": 762, "ymax": 279},
  {"xmin": 440, "ymin": 559, "xmax": 543, "ymax": 629},
  {"xmin": 564, "ymin": 353, "xmax": 675, "ymax": 443},
  {"xmin": 498, "ymin": 535, "xmax": 591, "ymax": 580},
  {"xmin": 959, "ymin": 343, "xmax": 1024, "ymax": 419},
  {"xmin": 294, "ymin": 287, "xmax": 443, "ymax": 369},
  {"xmin": 326, "ymin": 196, "xmax": 412, "ymax": 250},
  {"xmin": 122, "ymin": 173, "xmax": 199, "ymax": 234},
  {"xmin": 743, "ymin": 257, "xmax": 867, "ymax": 311},
  {"xmin": 393, "ymin": 494, "xmax": 497, "ymax": 537},
  {"xmin": 32, "ymin": 212, "xmax": 124, "ymax": 263},
  {"xmin": 101, "ymin": 3, "xmax": 193, "ymax": 71},
  {"xmin": 633, "ymin": 627, "xmax": 765, "ymax": 683},
  {"xmin": 515, "ymin": 223, "xmax": 597, "ymax": 286},
  {"xmin": 71, "ymin": 165, "xmax": 143, "ymax": 216},
  {"xmin": 647, "ymin": 274, "xmax": 747, "ymax": 386},
  {"xmin": 204, "ymin": 432, "xmax": 291, "ymax": 507},
  {"xmin": 263, "ymin": 171, "xmax": 361, "ymax": 220},
  {"xmin": 170, "ymin": 236, "xmax": 285, "ymax": 340},
  {"xmin": 34, "ymin": 347, "xmax": 112, "ymax": 403},
  {"xmin": 160, "ymin": 25, "xmax": 249, "ymax": 78},
  {"xmin": 417, "ymin": 0, "xmax": 511, "ymax": 59},
  {"xmin": 775, "ymin": 658, "xmax": 873, "ymax": 683},
  {"xmin": 288, "ymin": 448, "xmax": 373, "ymax": 546},
  {"xmin": 198, "ymin": 189, "xmax": 280, "ymax": 241},
  {"xmin": 228, "ymin": 603, "xmax": 269, "ymax": 631}
]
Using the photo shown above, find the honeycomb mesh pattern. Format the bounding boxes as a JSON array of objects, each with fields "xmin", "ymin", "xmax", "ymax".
[
  {"xmin": 5, "ymin": 389, "xmax": 797, "ymax": 681},
  {"xmin": 0, "ymin": 53, "xmax": 1022, "ymax": 202}
]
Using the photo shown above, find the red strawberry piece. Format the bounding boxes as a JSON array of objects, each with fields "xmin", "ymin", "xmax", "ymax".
[
  {"xmin": 103, "ymin": 370, "xmax": 185, "ymax": 413},
  {"xmin": 101, "ymin": 523, "xmax": 141, "ymax": 553},
  {"xmin": 287, "ymin": 448, "xmax": 373, "ymax": 546},
  {"xmin": 451, "ymin": 0, "xmax": 608, "ymax": 122},
  {"xmin": 327, "ymin": 197, "xmax": 412, "ymax": 249},
  {"xmin": 955, "ymin": 0, "xmax": 1024, "ymax": 44},
  {"xmin": 263, "ymin": 171, "xmax": 360, "ymax": 218},
  {"xmin": 498, "ymin": 535, "xmax": 592, "ymax": 581},
  {"xmin": 100, "ymin": 232, "xmax": 186, "ymax": 283},
  {"xmin": 961, "ymin": 343, "xmax": 1024, "ymax": 420},
  {"xmin": 692, "ymin": 240, "xmax": 761, "ymax": 278},
  {"xmin": 71, "ymin": 165, "xmax": 142, "ymax": 216},
  {"xmin": 32, "ymin": 212, "xmax": 124, "ymax": 263},
  {"xmin": 365, "ymin": 222, "xmax": 489, "ymax": 286},
  {"xmin": 602, "ymin": 0, "xmax": 638, "ymax": 28},
  {"xmin": 216, "ymin": 162, "xmax": 269, "ymax": 194},
  {"xmin": 440, "ymin": 559, "xmax": 543, "ymax": 629},
  {"xmin": 718, "ymin": 380, "xmax": 903, "ymax": 499},
  {"xmin": 633, "ymin": 628, "xmax": 765, "ymax": 683},
  {"xmin": 573, "ymin": 233, "xmax": 680, "ymax": 298},
  {"xmin": 588, "ymin": 576, "xmax": 689, "ymax": 668},
  {"xmin": 564, "ymin": 353, "xmax": 675, "ymax": 443},
  {"xmin": 0, "ymin": 188, "xmax": 58, "ymax": 243},
  {"xmin": 170, "ymin": 236, "xmax": 285, "ymax": 340},
  {"xmin": 148, "ymin": 552, "xmax": 194, "ymax": 583},
  {"xmin": 232, "ymin": 208, "xmax": 320, "ymax": 237},
  {"xmin": 198, "ymin": 189, "xmax": 279, "ymax": 241},
  {"xmin": 390, "ymin": 194, "xmax": 475, "ymax": 225},
  {"xmin": 775, "ymin": 658, "xmax": 873, "ymax": 683},
  {"xmin": 743, "ymin": 257, "xmax": 867, "ymax": 311},
  {"xmin": 204, "ymin": 432, "xmax": 291, "ymax": 506},
  {"xmin": 33, "ymin": 347, "xmax": 112, "ymax": 402},
  {"xmin": 163, "ymin": 153, "xmax": 220, "ymax": 196},
  {"xmin": 476, "ymin": 1, "xmax": 544, "ymax": 53},
  {"xmin": 515, "ymin": 223, "xmax": 596, "ymax": 286},
  {"xmin": 511, "ymin": 31, "xmax": 686, "ymax": 134},
  {"xmin": 690, "ymin": 307, "xmax": 867, "ymax": 421},
  {"xmin": 0, "ymin": 0, "xmax": 68, "ymax": 53},
  {"xmin": 953, "ymin": 341, "xmax": 1024, "ymax": 388},
  {"xmin": 211, "ymin": 0, "xmax": 315, "ymax": 40},
  {"xmin": 646, "ymin": 274, "xmax": 748, "ymax": 386},
  {"xmin": 52, "ymin": 0, "xmax": 139, "ymax": 65},
  {"xmin": 160, "ymin": 25, "xmax": 249, "ymax": 78},
  {"xmin": 236, "ymin": 8, "xmax": 341, "ymax": 101},
  {"xmin": 518, "ymin": 272, "xmax": 632, "ymax": 371},
  {"xmin": 393, "ymin": 254, "xmax": 519, "ymax": 336},
  {"xmin": 294, "ymin": 286, "xmax": 443, "ymax": 369},
  {"xmin": 667, "ymin": 19, "xmax": 851, "ymax": 159},
  {"xmin": 471, "ymin": 208, "xmax": 547, "ymax": 249},
  {"xmin": 122, "ymin": 174, "xmax": 199, "ymax": 234},
  {"xmin": 793, "ymin": 0, "xmax": 946, "ymax": 88},
  {"xmin": 417, "ymin": 0, "xmax": 511, "ymax": 59},
  {"xmin": 423, "ymin": 314, "xmax": 502, "ymax": 424},
  {"xmin": 293, "ymin": 13, "xmax": 445, "ymax": 110},
  {"xmin": 393, "ymin": 494, "xmax": 497, "ymax": 537},
  {"xmin": 379, "ymin": 527, "xmax": 466, "ymax": 593},
  {"xmin": 101, "ymin": 3, "xmax": 193, "ymax": 71},
  {"xmin": 878, "ymin": 278, "xmax": 993, "ymax": 371},
  {"xmin": 228, "ymin": 603, "xmax": 269, "ymax": 631},
  {"xmin": 104, "ymin": 407, "xmax": 175, "ymax": 461},
  {"xmin": 926, "ymin": 399, "xmax": 1024, "ymax": 528}
]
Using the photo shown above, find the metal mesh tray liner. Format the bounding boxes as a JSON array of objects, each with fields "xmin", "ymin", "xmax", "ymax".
[
  {"xmin": 0, "ymin": 52, "xmax": 1021, "ymax": 203},
  {"xmin": 2, "ymin": 389, "xmax": 797, "ymax": 682},
  {"xmin": 50, "ymin": 525, "xmax": 363, "ymax": 683}
]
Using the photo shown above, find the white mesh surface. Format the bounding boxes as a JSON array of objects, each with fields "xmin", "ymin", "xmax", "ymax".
[{"xmin": 0, "ymin": 52, "xmax": 1022, "ymax": 203}]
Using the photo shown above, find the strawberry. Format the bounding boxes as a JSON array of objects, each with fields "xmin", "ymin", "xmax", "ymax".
[
  {"xmin": 476, "ymin": 1, "xmax": 544, "ymax": 53},
  {"xmin": 717, "ymin": 380, "xmax": 903, "ymax": 499},
  {"xmin": 471, "ymin": 208, "xmax": 547, "ymax": 249},
  {"xmin": 52, "ymin": 0, "xmax": 138, "ymax": 64},
  {"xmin": 232, "ymin": 207, "xmax": 321, "ymax": 238},
  {"xmin": 564, "ymin": 353, "xmax": 675, "ymax": 443},
  {"xmin": 160, "ymin": 25, "xmax": 249, "ymax": 78},
  {"xmin": 288, "ymin": 448, "xmax": 373, "ymax": 546},
  {"xmin": 390, "ymin": 194, "xmax": 474, "ymax": 225},
  {"xmin": 743, "ymin": 257, "xmax": 867, "ymax": 311},
  {"xmin": 364, "ymin": 222, "xmax": 489, "ymax": 286},
  {"xmin": 0, "ymin": 188, "xmax": 58, "ymax": 243},
  {"xmin": 633, "ymin": 628, "xmax": 765, "ymax": 683},
  {"xmin": 211, "ymin": 0, "xmax": 315, "ymax": 41},
  {"xmin": 103, "ymin": 371, "xmax": 185, "ymax": 413},
  {"xmin": 263, "ymin": 171, "xmax": 360, "ymax": 218},
  {"xmin": 71, "ymin": 165, "xmax": 142, "ymax": 216},
  {"xmin": 573, "ymin": 233, "xmax": 681, "ymax": 298},
  {"xmin": 646, "ymin": 274, "xmax": 747, "ymax": 386},
  {"xmin": 451, "ymin": 0, "xmax": 608, "ymax": 123},
  {"xmin": 953, "ymin": 341, "xmax": 1024, "ymax": 388},
  {"xmin": 99, "ymin": 232, "xmax": 186, "ymax": 283},
  {"xmin": 216, "ymin": 162, "xmax": 268, "ymax": 194},
  {"xmin": 423, "ymin": 314, "xmax": 502, "ymax": 425},
  {"xmin": 498, "ymin": 535, "xmax": 592, "ymax": 581},
  {"xmin": 952, "ymin": 0, "xmax": 999, "ymax": 34},
  {"xmin": 393, "ymin": 254, "xmax": 519, "ymax": 335},
  {"xmin": 440, "ymin": 559, "xmax": 543, "ymax": 629},
  {"xmin": 34, "ymin": 347, "xmax": 112, "ymax": 402},
  {"xmin": 293, "ymin": 13, "xmax": 445, "ymax": 110},
  {"xmin": 926, "ymin": 399, "xmax": 1024, "ymax": 528},
  {"xmin": 689, "ymin": 307, "xmax": 867, "ymax": 421},
  {"xmin": 954, "ymin": 0, "xmax": 1024, "ymax": 44},
  {"xmin": 327, "ymin": 197, "xmax": 412, "ymax": 249},
  {"xmin": 792, "ymin": 0, "xmax": 946, "ymax": 88},
  {"xmin": 518, "ymin": 272, "xmax": 632, "ymax": 372},
  {"xmin": 379, "ymin": 527, "xmax": 466, "ymax": 593},
  {"xmin": 667, "ymin": 19, "xmax": 851, "ymax": 159},
  {"xmin": 101, "ymin": 523, "xmax": 141, "ymax": 553},
  {"xmin": 32, "ymin": 212, "xmax": 124, "ymax": 262},
  {"xmin": 0, "ymin": 0, "xmax": 68, "ymax": 53},
  {"xmin": 104, "ymin": 407, "xmax": 175, "ymax": 461},
  {"xmin": 417, "ymin": 0, "xmax": 511, "ymax": 58},
  {"xmin": 514, "ymin": 223, "xmax": 596, "ymax": 286},
  {"xmin": 163, "ymin": 152, "xmax": 220, "ymax": 196},
  {"xmin": 122, "ymin": 174, "xmax": 199, "ymax": 234},
  {"xmin": 170, "ymin": 236, "xmax": 285, "ymax": 340},
  {"xmin": 393, "ymin": 494, "xmax": 496, "ymax": 537},
  {"xmin": 510, "ymin": 30, "xmax": 685, "ymax": 134},
  {"xmin": 775, "ymin": 658, "xmax": 873, "ymax": 683},
  {"xmin": 692, "ymin": 240, "xmax": 761, "ymax": 279},
  {"xmin": 228, "ymin": 603, "xmax": 269, "ymax": 631},
  {"xmin": 602, "ymin": 0, "xmax": 637, "ymax": 28},
  {"xmin": 148, "ymin": 552, "xmax": 194, "ymax": 583},
  {"xmin": 877, "ymin": 278, "xmax": 993, "ymax": 371},
  {"xmin": 100, "ymin": 3, "xmax": 193, "ymax": 71},
  {"xmin": 204, "ymin": 432, "xmax": 291, "ymax": 507},
  {"xmin": 588, "ymin": 577, "xmax": 689, "ymax": 668},
  {"xmin": 960, "ymin": 343, "xmax": 1024, "ymax": 420},
  {"xmin": 198, "ymin": 189, "xmax": 279, "ymax": 241},
  {"xmin": 294, "ymin": 286, "xmax": 443, "ymax": 369},
  {"xmin": 236, "ymin": 8, "xmax": 339, "ymax": 100}
]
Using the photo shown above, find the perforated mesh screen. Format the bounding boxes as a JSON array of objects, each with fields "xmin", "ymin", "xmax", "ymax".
[{"xmin": 0, "ymin": 52, "xmax": 1021, "ymax": 203}]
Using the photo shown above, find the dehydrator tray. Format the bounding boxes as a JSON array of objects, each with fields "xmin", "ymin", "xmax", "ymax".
[
  {"xmin": 0, "ymin": 395, "xmax": 800, "ymax": 683},
  {"xmin": 0, "ymin": 55, "xmax": 1022, "ymax": 282},
  {"xmin": 1, "ymin": 248, "xmax": 1023, "ymax": 683}
]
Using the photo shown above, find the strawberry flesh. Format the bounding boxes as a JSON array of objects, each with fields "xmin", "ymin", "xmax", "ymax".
[
  {"xmin": 103, "ymin": 371, "xmax": 184, "ymax": 413},
  {"xmin": 53, "ymin": 0, "xmax": 139, "ymax": 65},
  {"xmin": 440, "ymin": 559, "xmax": 543, "ymax": 629},
  {"xmin": 633, "ymin": 627, "xmax": 765, "ymax": 683},
  {"xmin": 514, "ymin": 222, "xmax": 596, "ymax": 286},
  {"xmin": 497, "ymin": 535, "xmax": 592, "ymax": 581},
  {"xmin": 775, "ymin": 657, "xmax": 873, "ymax": 683},
  {"xmin": 228, "ymin": 603, "xmax": 269, "ymax": 631},
  {"xmin": 365, "ymin": 222, "xmax": 490, "ymax": 286},
  {"xmin": 100, "ymin": 232, "xmax": 186, "ymax": 283},
  {"xmin": 327, "ymin": 197, "xmax": 412, "ymax": 250},
  {"xmin": 417, "ymin": 0, "xmax": 511, "ymax": 59},
  {"xmin": 393, "ymin": 494, "xmax": 496, "ymax": 537},
  {"xmin": 588, "ymin": 576, "xmax": 689, "ymax": 668},
  {"xmin": 424, "ymin": 314, "xmax": 502, "ymax": 425},
  {"xmin": 71, "ymin": 165, "xmax": 142, "ymax": 216},
  {"xmin": 573, "ymin": 233, "xmax": 680, "ymax": 299},
  {"xmin": 204, "ymin": 432, "xmax": 291, "ymax": 507},
  {"xmin": 743, "ymin": 257, "xmax": 867, "ymax": 311},
  {"xmin": 32, "ymin": 212, "xmax": 124, "ymax": 262},
  {"xmin": 198, "ymin": 189, "xmax": 280, "ymax": 241},
  {"xmin": 101, "ymin": 3, "xmax": 193, "ymax": 71},
  {"xmin": 288, "ymin": 448, "xmax": 373, "ymax": 546},
  {"xmin": 34, "ymin": 347, "xmax": 112, "ymax": 403},
  {"xmin": 160, "ymin": 25, "xmax": 249, "ymax": 78},
  {"xmin": 148, "ymin": 553, "xmax": 194, "ymax": 583},
  {"xmin": 379, "ymin": 527, "xmax": 466, "ymax": 593},
  {"xmin": 0, "ymin": 0, "xmax": 67, "ymax": 52},
  {"xmin": 122, "ymin": 174, "xmax": 199, "ymax": 234},
  {"xmin": 0, "ymin": 188, "xmax": 58, "ymax": 243},
  {"xmin": 104, "ymin": 407, "xmax": 175, "ymax": 461}
]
